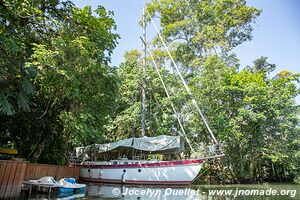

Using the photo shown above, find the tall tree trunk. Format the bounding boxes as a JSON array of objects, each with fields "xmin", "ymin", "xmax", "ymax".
[
  {"xmin": 32, "ymin": 136, "xmax": 48, "ymax": 162},
  {"xmin": 249, "ymin": 152, "xmax": 255, "ymax": 182}
]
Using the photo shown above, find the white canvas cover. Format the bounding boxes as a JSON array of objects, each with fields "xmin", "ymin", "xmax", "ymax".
[
  {"xmin": 96, "ymin": 137, "xmax": 134, "ymax": 152},
  {"xmin": 132, "ymin": 135, "xmax": 182, "ymax": 152},
  {"xmin": 75, "ymin": 135, "xmax": 184, "ymax": 156}
]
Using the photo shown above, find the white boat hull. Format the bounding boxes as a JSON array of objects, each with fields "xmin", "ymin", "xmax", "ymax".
[{"xmin": 79, "ymin": 159, "xmax": 204, "ymax": 185}]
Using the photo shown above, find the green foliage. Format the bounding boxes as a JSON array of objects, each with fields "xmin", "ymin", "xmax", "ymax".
[
  {"xmin": 0, "ymin": 0, "xmax": 67, "ymax": 115},
  {"xmin": 189, "ymin": 55, "xmax": 299, "ymax": 183},
  {"xmin": 0, "ymin": 0, "xmax": 119, "ymax": 163},
  {"xmin": 146, "ymin": 0, "xmax": 261, "ymax": 68},
  {"xmin": 106, "ymin": 50, "xmax": 186, "ymax": 141},
  {"xmin": 140, "ymin": 0, "xmax": 299, "ymax": 183},
  {"xmin": 1, "ymin": 0, "xmax": 299, "ymax": 184}
]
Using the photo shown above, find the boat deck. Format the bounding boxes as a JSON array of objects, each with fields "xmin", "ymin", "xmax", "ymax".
[{"xmin": 23, "ymin": 181, "xmax": 61, "ymax": 198}]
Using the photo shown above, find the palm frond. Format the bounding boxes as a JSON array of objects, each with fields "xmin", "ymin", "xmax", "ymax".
[
  {"xmin": 21, "ymin": 78, "xmax": 34, "ymax": 94},
  {"xmin": 17, "ymin": 91, "xmax": 30, "ymax": 112},
  {"xmin": 0, "ymin": 92, "xmax": 15, "ymax": 115}
]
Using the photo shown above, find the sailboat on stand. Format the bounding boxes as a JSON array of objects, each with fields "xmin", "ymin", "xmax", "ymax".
[{"xmin": 70, "ymin": 8, "xmax": 223, "ymax": 185}]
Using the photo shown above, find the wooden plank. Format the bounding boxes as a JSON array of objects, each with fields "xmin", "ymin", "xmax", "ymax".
[
  {"xmin": 68, "ymin": 166, "xmax": 72, "ymax": 179},
  {"xmin": 0, "ymin": 161, "xmax": 8, "ymax": 199},
  {"xmin": 75, "ymin": 167, "xmax": 80, "ymax": 179},
  {"xmin": 24, "ymin": 163, "xmax": 30, "ymax": 181},
  {"xmin": 0, "ymin": 161, "xmax": 7, "ymax": 186},
  {"xmin": 0, "ymin": 161, "xmax": 81, "ymax": 199},
  {"xmin": 51, "ymin": 165, "xmax": 57, "ymax": 179},
  {"xmin": 11, "ymin": 162, "xmax": 27, "ymax": 198},
  {"xmin": 31, "ymin": 164, "xmax": 38, "ymax": 179},
  {"xmin": 0, "ymin": 162, "xmax": 12, "ymax": 199},
  {"xmin": 71, "ymin": 167, "xmax": 77, "ymax": 179},
  {"xmin": 15, "ymin": 162, "xmax": 27, "ymax": 200},
  {"xmin": 73, "ymin": 167, "xmax": 77, "ymax": 179},
  {"xmin": 60, "ymin": 166, "xmax": 67, "ymax": 179},
  {"xmin": 0, "ymin": 161, "xmax": 12, "ymax": 199},
  {"xmin": 56, "ymin": 166, "xmax": 62, "ymax": 180},
  {"xmin": 26, "ymin": 163, "xmax": 38, "ymax": 180},
  {"xmin": 23, "ymin": 163, "xmax": 80, "ymax": 182},
  {"xmin": 72, "ymin": 167, "xmax": 75, "ymax": 179},
  {"xmin": 4, "ymin": 162, "xmax": 17, "ymax": 199},
  {"xmin": 0, "ymin": 161, "xmax": 28, "ymax": 199}
]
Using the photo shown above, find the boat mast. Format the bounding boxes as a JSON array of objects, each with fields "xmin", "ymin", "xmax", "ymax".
[
  {"xmin": 141, "ymin": 7, "xmax": 147, "ymax": 136},
  {"xmin": 147, "ymin": 12, "xmax": 218, "ymax": 145}
]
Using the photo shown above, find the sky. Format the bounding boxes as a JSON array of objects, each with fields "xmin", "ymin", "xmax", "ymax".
[{"xmin": 72, "ymin": 0, "xmax": 300, "ymax": 103}]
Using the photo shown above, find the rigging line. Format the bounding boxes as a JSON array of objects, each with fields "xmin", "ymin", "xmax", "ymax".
[
  {"xmin": 147, "ymin": 11, "xmax": 218, "ymax": 145},
  {"xmin": 146, "ymin": 46, "xmax": 194, "ymax": 152},
  {"xmin": 141, "ymin": 7, "xmax": 147, "ymax": 136}
]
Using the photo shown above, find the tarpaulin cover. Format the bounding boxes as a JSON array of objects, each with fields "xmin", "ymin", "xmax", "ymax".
[{"xmin": 75, "ymin": 135, "xmax": 184, "ymax": 157}]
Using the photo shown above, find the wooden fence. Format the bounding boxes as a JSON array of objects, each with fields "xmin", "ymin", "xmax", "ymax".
[
  {"xmin": 0, "ymin": 161, "xmax": 27, "ymax": 199},
  {"xmin": 24, "ymin": 163, "xmax": 80, "ymax": 181},
  {"xmin": 0, "ymin": 160, "xmax": 80, "ymax": 199}
]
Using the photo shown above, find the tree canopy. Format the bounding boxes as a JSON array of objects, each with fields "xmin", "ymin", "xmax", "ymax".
[
  {"xmin": 0, "ymin": 0, "xmax": 119, "ymax": 163},
  {"xmin": 0, "ymin": 0, "xmax": 299, "ymax": 183}
]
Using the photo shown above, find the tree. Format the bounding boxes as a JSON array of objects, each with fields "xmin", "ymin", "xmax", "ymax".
[
  {"xmin": 0, "ymin": 0, "xmax": 67, "ymax": 115},
  {"xmin": 143, "ymin": 0, "xmax": 299, "ymax": 183},
  {"xmin": 193, "ymin": 56, "xmax": 299, "ymax": 183},
  {"xmin": 146, "ymin": 0, "xmax": 261, "ymax": 69},
  {"xmin": 0, "ymin": 0, "xmax": 119, "ymax": 163},
  {"xmin": 107, "ymin": 50, "xmax": 185, "ymax": 140},
  {"xmin": 144, "ymin": 0, "xmax": 262, "ymax": 146}
]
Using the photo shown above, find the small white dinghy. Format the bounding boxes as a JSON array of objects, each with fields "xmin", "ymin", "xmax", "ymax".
[{"xmin": 28, "ymin": 176, "xmax": 86, "ymax": 194}]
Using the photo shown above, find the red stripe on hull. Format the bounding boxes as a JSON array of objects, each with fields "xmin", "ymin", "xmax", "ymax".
[
  {"xmin": 74, "ymin": 159, "xmax": 204, "ymax": 169},
  {"xmin": 80, "ymin": 177, "xmax": 192, "ymax": 185}
]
